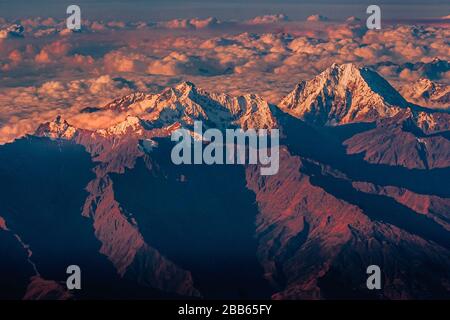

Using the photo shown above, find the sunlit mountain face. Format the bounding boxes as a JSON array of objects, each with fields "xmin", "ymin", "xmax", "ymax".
[{"xmin": 0, "ymin": 0, "xmax": 450, "ymax": 300}]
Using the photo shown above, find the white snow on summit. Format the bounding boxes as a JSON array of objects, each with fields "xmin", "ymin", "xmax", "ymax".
[
  {"xmin": 399, "ymin": 78, "xmax": 449, "ymax": 110},
  {"xmin": 99, "ymin": 81, "xmax": 277, "ymax": 131},
  {"xmin": 279, "ymin": 63, "xmax": 408, "ymax": 125}
]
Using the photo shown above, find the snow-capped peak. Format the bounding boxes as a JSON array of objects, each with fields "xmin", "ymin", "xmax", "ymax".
[
  {"xmin": 35, "ymin": 115, "xmax": 77, "ymax": 139},
  {"xmin": 175, "ymin": 81, "xmax": 196, "ymax": 95},
  {"xmin": 107, "ymin": 81, "xmax": 278, "ymax": 130},
  {"xmin": 96, "ymin": 116, "xmax": 148, "ymax": 137},
  {"xmin": 399, "ymin": 78, "xmax": 449, "ymax": 110},
  {"xmin": 35, "ymin": 81, "xmax": 277, "ymax": 143},
  {"xmin": 279, "ymin": 63, "xmax": 408, "ymax": 125},
  {"xmin": 103, "ymin": 92, "xmax": 150, "ymax": 112}
]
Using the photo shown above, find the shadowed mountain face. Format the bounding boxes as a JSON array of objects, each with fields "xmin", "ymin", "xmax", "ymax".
[
  {"xmin": 1, "ymin": 64, "xmax": 450, "ymax": 299},
  {"xmin": 111, "ymin": 140, "xmax": 273, "ymax": 299},
  {"xmin": 275, "ymin": 109, "xmax": 450, "ymax": 198},
  {"xmin": 0, "ymin": 137, "xmax": 181, "ymax": 299},
  {"xmin": 245, "ymin": 145, "xmax": 450, "ymax": 299},
  {"xmin": 0, "ymin": 230, "xmax": 35, "ymax": 300},
  {"xmin": 0, "ymin": 137, "xmax": 104, "ymax": 298}
]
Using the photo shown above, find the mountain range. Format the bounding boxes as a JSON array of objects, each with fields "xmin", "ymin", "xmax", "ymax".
[{"xmin": 1, "ymin": 63, "xmax": 450, "ymax": 300}]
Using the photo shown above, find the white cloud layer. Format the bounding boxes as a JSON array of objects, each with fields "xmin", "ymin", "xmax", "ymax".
[{"xmin": 0, "ymin": 16, "xmax": 449, "ymax": 144}]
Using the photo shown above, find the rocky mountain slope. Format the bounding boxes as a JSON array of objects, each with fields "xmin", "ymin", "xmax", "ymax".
[
  {"xmin": 399, "ymin": 78, "xmax": 450, "ymax": 110},
  {"xmin": 1, "ymin": 64, "xmax": 450, "ymax": 299},
  {"xmin": 279, "ymin": 63, "xmax": 409, "ymax": 125},
  {"xmin": 97, "ymin": 81, "xmax": 277, "ymax": 130}
]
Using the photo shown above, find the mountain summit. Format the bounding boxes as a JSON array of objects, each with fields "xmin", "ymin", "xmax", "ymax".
[
  {"xmin": 3, "ymin": 65, "xmax": 450, "ymax": 300},
  {"xmin": 400, "ymin": 78, "xmax": 450, "ymax": 109},
  {"xmin": 279, "ymin": 63, "xmax": 409, "ymax": 125},
  {"xmin": 35, "ymin": 116, "xmax": 78, "ymax": 139},
  {"xmin": 93, "ymin": 81, "xmax": 277, "ymax": 130}
]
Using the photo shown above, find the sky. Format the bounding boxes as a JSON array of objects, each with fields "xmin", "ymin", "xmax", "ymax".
[{"xmin": 1, "ymin": 0, "xmax": 449, "ymax": 21}]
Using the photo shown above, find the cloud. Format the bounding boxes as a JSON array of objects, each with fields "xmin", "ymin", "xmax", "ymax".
[
  {"xmin": 34, "ymin": 40, "xmax": 71, "ymax": 64},
  {"xmin": 0, "ymin": 49, "xmax": 23, "ymax": 71},
  {"xmin": 104, "ymin": 51, "xmax": 139, "ymax": 73},
  {"xmin": 245, "ymin": 14, "xmax": 288, "ymax": 25},
  {"xmin": 1, "ymin": 16, "xmax": 450, "ymax": 144},
  {"xmin": 399, "ymin": 68, "xmax": 422, "ymax": 81},
  {"xmin": 0, "ymin": 24, "xmax": 24, "ymax": 39},
  {"xmin": 306, "ymin": 15, "xmax": 329, "ymax": 22},
  {"xmin": 147, "ymin": 52, "xmax": 227, "ymax": 76},
  {"xmin": 0, "ymin": 75, "xmax": 143, "ymax": 144},
  {"xmin": 68, "ymin": 110, "xmax": 131, "ymax": 131},
  {"xmin": 159, "ymin": 17, "xmax": 220, "ymax": 30}
]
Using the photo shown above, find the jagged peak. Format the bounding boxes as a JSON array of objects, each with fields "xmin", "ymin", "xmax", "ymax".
[
  {"xmin": 417, "ymin": 78, "xmax": 449, "ymax": 96},
  {"xmin": 251, "ymin": 93, "xmax": 265, "ymax": 101},
  {"xmin": 121, "ymin": 115, "xmax": 141, "ymax": 125},
  {"xmin": 175, "ymin": 81, "xmax": 196, "ymax": 91},
  {"xmin": 34, "ymin": 81, "xmax": 276, "ymax": 141},
  {"xmin": 280, "ymin": 62, "xmax": 408, "ymax": 125},
  {"xmin": 103, "ymin": 91, "xmax": 150, "ymax": 111},
  {"xmin": 321, "ymin": 62, "xmax": 365, "ymax": 79},
  {"xmin": 155, "ymin": 81, "xmax": 199, "ymax": 101},
  {"xmin": 35, "ymin": 115, "xmax": 77, "ymax": 139},
  {"xmin": 173, "ymin": 81, "xmax": 200, "ymax": 99},
  {"xmin": 96, "ymin": 115, "xmax": 150, "ymax": 137},
  {"xmin": 430, "ymin": 57, "xmax": 444, "ymax": 63},
  {"xmin": 417, "ymin": 77, "xmax": 433, "ymax": 83},
  {"xmin": 50, "ymin": 115, "xmax": 69, "ymax": 126},
  {"xmin": 314, "ymin": 63, "xmax": 405, "ymax": 105},
  {"xmin": 106, "ymin": 115, "xmax": 141, "ymax": 129},
  {"xmin": 285, "ymin": 63, "xmax": 370, "ymax": 97},
  {"xmin": 408, "ymin": 78, "xmax": 438, "ymax": 94}
]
